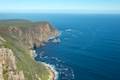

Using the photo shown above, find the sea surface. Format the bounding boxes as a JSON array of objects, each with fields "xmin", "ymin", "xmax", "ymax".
[{"xmin": 0, "ymin": 13, "xmax": 120, "ymax": 80}]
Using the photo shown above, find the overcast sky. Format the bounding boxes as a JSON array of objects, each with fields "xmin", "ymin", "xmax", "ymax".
[{"xmin": 0, "ymin": 0, "xmax": 120, "ymax": 13}]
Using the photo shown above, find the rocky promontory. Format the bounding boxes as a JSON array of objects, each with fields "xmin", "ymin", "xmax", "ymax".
[{"xmin": 0, "ymin": 19, "xmax": 59, "ymax": 80}]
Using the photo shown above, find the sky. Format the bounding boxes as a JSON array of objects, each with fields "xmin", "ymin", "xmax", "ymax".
[{"xmin": 0, "ymin": 0, "xmax": 120, "ymax": 13}]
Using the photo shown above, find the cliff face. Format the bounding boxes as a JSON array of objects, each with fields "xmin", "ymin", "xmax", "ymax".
[
  {"xmin": 2, "ymin": 21, "xmax": 59, "ymax": 48},
  {"xmin": 0, "ymin": 20, "xmax": 59, "ymax": 80},
  {"xmin": 0, "ymin": 48, "xmax": 25, "ymax": 80}
]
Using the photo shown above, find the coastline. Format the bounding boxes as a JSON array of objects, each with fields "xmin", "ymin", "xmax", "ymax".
[
  {"xmin": 31, "ymin": 49, "xmax": 58, "ymax": 80},
  {"xmin": 31, "ymin": 30, "xmax": 60, "ymax": 80},
  {"xmin": 33, "ymin": 31, "xmax": 60, "ymax": 80},
  {"xmin": 41, "ymin": 62, "xmax": 58, "ymax": 80}
]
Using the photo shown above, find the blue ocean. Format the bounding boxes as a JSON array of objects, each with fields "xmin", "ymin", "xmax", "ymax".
[{"xmin": 1, "ymin": 13, "xmax": 120, "ymax": 80}]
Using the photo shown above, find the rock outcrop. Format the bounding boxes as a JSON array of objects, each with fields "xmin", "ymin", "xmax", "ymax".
[{"xmin": 0, "ymin": 47, "xmax": 25, "ymax": 80}]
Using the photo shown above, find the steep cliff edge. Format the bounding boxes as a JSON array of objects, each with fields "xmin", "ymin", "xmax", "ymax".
[
  {"xmin": 0, "ymin": 19, "xmax": 59, "ymax": 80},
  {"xmin": 0, "ymin": 20, "xmax": 59, "ymax": 48}
]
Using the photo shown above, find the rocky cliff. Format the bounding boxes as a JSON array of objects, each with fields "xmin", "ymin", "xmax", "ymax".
[
  {"xmin": 0, "ymin": 19, "xmax": 59, "ymax": 80},
  {"xmin": 0, "ymin": 48, "xmax": 25, "ymax": 80},
  {"xmin": 0, "ymin": 20, "xmax": 59, "ymax": 48}
]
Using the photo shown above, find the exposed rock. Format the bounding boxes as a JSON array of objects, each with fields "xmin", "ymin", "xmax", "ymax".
[
  {"xmin": 0, "ymin": 48, "xmax": 25, "ymax": 80},
  {"xmin": 0, "ymin": 64, "xmax": 4, "ymax": 80},
  {"xmin": 51, "ymin": 38, "xmax": 61, "ymax": 43}
]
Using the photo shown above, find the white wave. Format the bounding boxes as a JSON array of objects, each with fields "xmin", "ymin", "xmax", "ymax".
[
  {"xmin": 65, "ymin": 28, "xmax": 72, "ymax": 32},
  {"xmin": 58, "ymin": 31, "xmax": 62, "ymax": 36},
  {"xmin": 52, "ymin": 38, "xmax": 61, "ymax": 43},
  {"xmin": 42, "ymin": 62, "xmax": 59, "ymax": 80}
]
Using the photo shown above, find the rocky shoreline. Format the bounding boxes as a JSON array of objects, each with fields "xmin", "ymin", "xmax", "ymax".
[
  {"xmin": 30, "ymin": 48, "xmax": 59, "ymax": 80},
  {"xmin": 41, "ymin": 62, "xmax": 58, "ymax": 80},
  {"xmin": 0, "ymin": 47, "xmax": 58, "ymax": 80}
]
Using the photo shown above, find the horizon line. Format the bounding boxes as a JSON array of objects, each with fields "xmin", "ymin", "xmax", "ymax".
[{"xmin": 0, "ymin": 9, "xmax": 120, "ymax": 14}]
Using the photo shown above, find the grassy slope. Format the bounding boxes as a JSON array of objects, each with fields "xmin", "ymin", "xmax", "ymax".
[{"xmin": 0, "ymin": 20, "xmax": 50, "ymax": 80}]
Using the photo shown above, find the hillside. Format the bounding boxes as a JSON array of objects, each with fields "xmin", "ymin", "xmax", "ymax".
[{"xmin": 0, "ymin": 19, "xmax": 59, "ymax": 80}]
